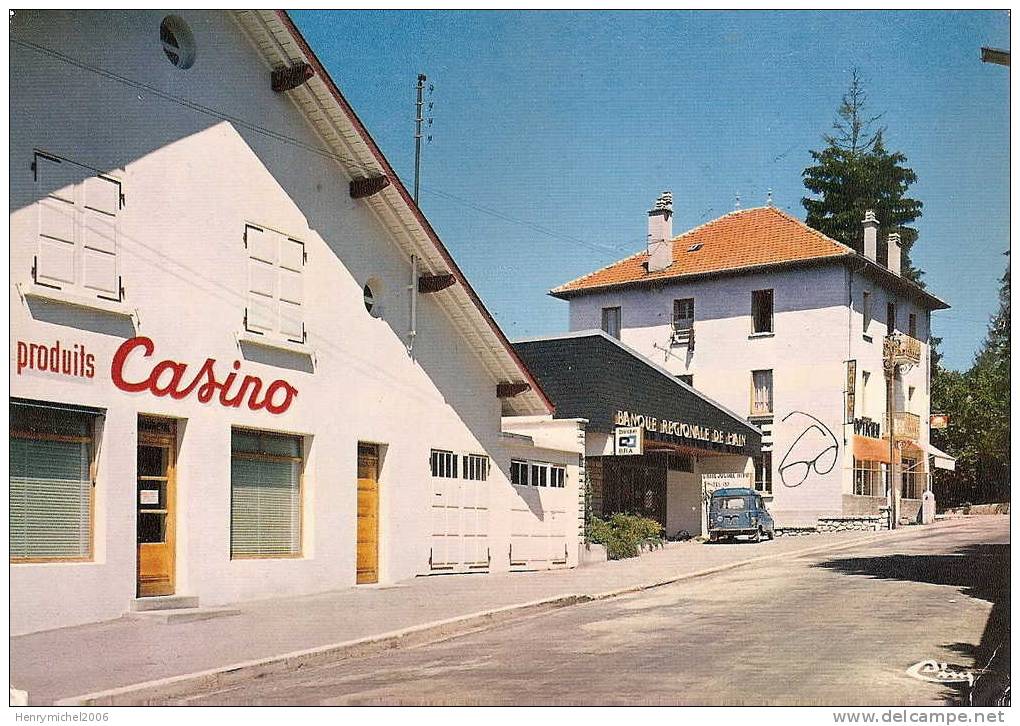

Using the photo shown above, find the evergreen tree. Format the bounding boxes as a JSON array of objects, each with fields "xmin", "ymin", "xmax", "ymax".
[
  {"xmin": 802, "ymin": 69, "xmax": 925, "ymax": 284},
  {"xmin": 932, "ymin": 254, "xmax": 1011, "ymax": 505}
]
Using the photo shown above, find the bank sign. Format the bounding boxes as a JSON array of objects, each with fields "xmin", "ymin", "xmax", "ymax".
[{"xmin": 614, "ymin": 410, "xmax": 747, "ymax": 449}]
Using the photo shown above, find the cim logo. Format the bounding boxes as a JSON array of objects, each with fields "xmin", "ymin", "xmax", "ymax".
[{"xmin": 111, "ymin": 337, "xmax": 299, "ymax": 415}]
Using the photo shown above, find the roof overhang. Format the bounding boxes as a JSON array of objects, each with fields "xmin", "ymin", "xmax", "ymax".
[{"xmin": 233, "ymin": 11, "xmax": 552, "ymax": 415}]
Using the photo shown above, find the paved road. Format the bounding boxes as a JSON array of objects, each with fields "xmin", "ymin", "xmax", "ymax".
[{"xmin": 178, "ymin": 518, "xmax": 1009, "ymax": 706}]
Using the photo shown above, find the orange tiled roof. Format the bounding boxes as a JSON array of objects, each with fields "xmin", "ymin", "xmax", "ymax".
[{"xmin": 552, "ymin": 206, "xmax": 854, "ymax": 296}]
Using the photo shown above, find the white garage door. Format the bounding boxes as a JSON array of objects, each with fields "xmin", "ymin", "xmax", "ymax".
[
  {"xmin": 430, "ymin": 451, "xmax": 490, "ymax": 572},
  {"xmin": 509, "ymin": 460, "xmax": 570, "ymax": 570}
]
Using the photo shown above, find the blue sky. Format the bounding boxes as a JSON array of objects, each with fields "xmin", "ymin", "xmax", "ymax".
[{"xmin": 292, "ymin": 10, "xmax": 1009, "ymax": 372}]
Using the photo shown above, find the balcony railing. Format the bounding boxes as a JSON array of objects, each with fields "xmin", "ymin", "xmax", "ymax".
[
  {"xmin": 887, "ymin": 332, "xmax": 923, "ymax": 365},
  {"xmin": 884, "ymin": 411, "xmax": 920, "ymax": 440}
]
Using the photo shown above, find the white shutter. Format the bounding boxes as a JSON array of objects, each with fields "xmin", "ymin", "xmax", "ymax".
[
  {"xmin": 34, "ymin": 155, "xmax": 121, "ymax": 299},
  {"xmin": 35, "ymin": 156, "xmax": 78, "ymax": 288},
  {"xmin": 82, "ymin": 177, "xmax": 120, "ymax": 298},
  {"xmin": 246, "ymin": 226, "xmax": 304, "ymax": 342},
  {"xmin": 230, "ymin": 431, "xmax": 302, "ymax": 558}
]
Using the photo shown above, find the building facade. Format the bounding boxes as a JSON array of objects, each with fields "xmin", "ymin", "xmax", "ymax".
[
  {"xmin": 513, "ymin": 331, "xmax": 761, "ymax": 539},
  {"xmin": 10, "ymin": 10, "xmax": 582, "ymax": 635},
  {"xmin": 552, "ymin": 197, "xmax": 950, "ymax": 528}
]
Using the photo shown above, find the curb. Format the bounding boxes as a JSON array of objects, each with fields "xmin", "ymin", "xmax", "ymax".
[{"xmin": 53, "ymin": 521, "xmax": 964, "ymax": 705}]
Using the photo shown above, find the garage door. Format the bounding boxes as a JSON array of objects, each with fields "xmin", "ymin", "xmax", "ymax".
[
  {"xmin": 429, "ymin": 451, "xmax": 490, "ymax": 572},
  {"xmin": 509, "ymin": 461, "xmax": 570, "ymax": 570}
]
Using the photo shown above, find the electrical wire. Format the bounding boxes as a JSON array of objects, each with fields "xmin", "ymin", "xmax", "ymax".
[{"xmin": 11, "ymin": 36, "xmax": 641, "ymax": 259}]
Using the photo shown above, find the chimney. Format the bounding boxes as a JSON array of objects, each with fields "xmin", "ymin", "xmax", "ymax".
[
  {"xmin": 647, "ymin": 191, "xmax": 673, "ymax": 273},
  {"xmin": 862, "ymin": 210, "xmax": 878, "ymax": 261},
  {"xmin": 887, "ymin": 232, "xmax": 901, "ymax": 276}
]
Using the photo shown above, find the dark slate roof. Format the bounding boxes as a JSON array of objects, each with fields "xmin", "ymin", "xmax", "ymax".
[{"xmin": 513, "ymin": 330, "xmax": 761, "ymax": 457}]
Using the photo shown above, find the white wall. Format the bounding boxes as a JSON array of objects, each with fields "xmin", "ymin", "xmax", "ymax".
[{"xmin": 9, "ymin": 10, "xmax": 571, "ymax": 634}]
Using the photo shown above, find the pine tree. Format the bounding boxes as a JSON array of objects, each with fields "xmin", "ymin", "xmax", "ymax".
[{"xmin": 802, "ymin": 69, "xmax": 925, "ymax": 284}]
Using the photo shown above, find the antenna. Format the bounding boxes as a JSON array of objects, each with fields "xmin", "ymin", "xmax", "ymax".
[
  {"xmin": 734, "ymin": 193, "xmax": 741, "ymax": 210},
  {"xmin": 767, "ymin": 188, "xmax": 774, "ymax": 206},
  {"xmin": 413, "ymin": 73, "xmax": 426, "ymax": 205}
]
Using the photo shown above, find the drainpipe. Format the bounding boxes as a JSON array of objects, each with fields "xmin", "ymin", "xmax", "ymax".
[{"xmin": 408, "ymin": 255, "xmax": 418, "ymax": 357}]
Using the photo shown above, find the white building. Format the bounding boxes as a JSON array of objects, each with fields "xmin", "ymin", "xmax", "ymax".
[
  {"xmin": 10, "ymin": 9, "xmax": 582, "ymax": 635},
  {"xmin": 552, "ymin": 195, "xmax": 951, "ymax": 528}
]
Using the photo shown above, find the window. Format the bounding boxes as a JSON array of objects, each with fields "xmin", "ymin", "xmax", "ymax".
[
  {"xmin": 751, "ymin": 289, "xmax": 774, "ymax": 334},
  {"xmin": 901, "ymin": 458, "xmax": 922, "ymax": 499},
  {"xmin": 550, "ymin": 465, "xmax": 566, "ymax": 488},
  {"xmin": 33, "ymin": 153, "xmax": 123, "ymax": 302},
  {"xmin": 672, "ymin": 298, "xmax": 695, "ymax": 331},
  {"xmin": 230, "ymin": 429, "xmax": 303, "ymax": 558},
  {"xmin": 886, "ymin": 301, "xmax": 896, "ymax": 334},
  {"xmin": 601, "ymin": 306, "xmax": 621, "ymax": 339},
  {"xmin": 430, "ymin": 449, "xmax": 458, "ymax": 478},
  {"xmin": 244, "ymin": 224, "xmax": 306, "ymax": 344},
  {"xmin": 853, "ymin": 458, "xmax": 883, "ymax": 497},
  {"xmin": 160, "ymin": 15, "xmax": 196, "ymax": 69},
  {"xmin": 464, "ymin": 454, "xmax": 489, "ymax": 481},
  {"xmin": 677, "ymin": 374, "xmax": 693, "ymax": 387},
  {"xmin": 862, "ymin": 291, "xmax": 872, "ymax": 335},
  {"xmin": 510, "ymin": 459, "xmax": 529, "ymax": 486},
  {"xmin": 10, "ymin": 402, "xmax": 97, "ymax": 560},
  {"xmin": 908, "ymin": 386, "xmax": 916, "ymax": 413},
  {"xmin": 861, "ymin": 371, "xmax": 871, "ymax": 414},
  {"xmin": 751, "ymin": 369, "xmax": 773, "ymax": 416},
  {"xmin": 531, "ymin": 463, "xmax": 548, "ymax": 487},
  {"xmin": 908, "ymin": 313, "xmax": 917, "ymax": 338},
  {"xmin": 753, "ymin": 452, "xmax": 772, "ymax": 494},
  {"xmin": 363, "ymin": 284, "xmax": 375, "ymax": 314}
]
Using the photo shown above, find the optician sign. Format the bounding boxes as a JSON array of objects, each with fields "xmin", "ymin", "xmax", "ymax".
[{"xmin": 614, "ymin": 410, "xmax": 746, "ymax": 449}]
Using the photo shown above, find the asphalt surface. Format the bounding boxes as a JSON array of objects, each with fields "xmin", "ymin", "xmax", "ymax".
[{"xmin": 176, "ymin": 517, "xmax": 1009, "ymax": 706}]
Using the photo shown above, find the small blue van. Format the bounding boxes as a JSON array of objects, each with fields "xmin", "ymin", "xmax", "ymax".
[{"xmin": 708, "ymin": 487, "xmax": 775, "ymax": 543}]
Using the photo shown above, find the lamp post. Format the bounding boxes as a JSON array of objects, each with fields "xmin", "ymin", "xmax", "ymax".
[{"xmin": 883, "ymin": 335, "xmax": 898, "ymax": 530}]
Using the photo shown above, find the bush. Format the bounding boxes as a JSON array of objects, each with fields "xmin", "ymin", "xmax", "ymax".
[{"xmin": 588, "ymin": 513, "xmax": 664, "ymax": 560}]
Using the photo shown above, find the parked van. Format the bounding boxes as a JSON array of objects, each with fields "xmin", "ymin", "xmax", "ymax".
[{"xmin": 708, "ymin": 487, "xmax": 775, "ymax": 543}]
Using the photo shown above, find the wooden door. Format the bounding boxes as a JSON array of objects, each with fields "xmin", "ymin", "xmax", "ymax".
[
  {"xmin": 137, "ymin": 417, "xmax": 176, "ymax": 597},
  {"xmin": 356, "ymin": 443, "xmax": 379, "ymax": 584}
]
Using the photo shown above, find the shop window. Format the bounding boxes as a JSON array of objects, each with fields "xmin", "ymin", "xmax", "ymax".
[
  {"xmin": 853, "ymin": 458, "xmax": 883, "ymax": 497},
  {"xmin": 464, "ymin": 454, "xmax": 489, "ymax": 481},
  {"xmin": 862, "ymin": 291, "xmax": 872, "ymax": 336},
  {"xmin": 430, "ymin": 449, "xmax": 458, "ymax": 478},
  {"xmin": 530, "ymin": 463, "xmax": 548, "ymax": 487},
  {"xmin": 751, "ymin": 369, "xmax": 773, "ymax": 416},
  {"xmin": 886, "ymin": 301, "xmax": 896, "ymax": 334},
  {"xmin": 908, "ymin": 313, "xmax": 917, "ymax": 338},
  {"xmin": 230, "ymin": 428, "xmax": 303, "ymax": 558},
  {"xmin": 753, "ymin": 452, "xmax": 772, "ymax": 494},
  {"xmin": 33, "ymin": 152, "xmax": 123, "ymax": 301},
  {"xmin": 601, "ymin": 306, "xmax": 621, "ymax": 339},
  {"xmin": 901, "ymin": 458, "xmax": 922, "ymax": 500},
  {"xmin": 10, "ymin": 401, "xmax": 98, "ymax": 561},
  {"xmin": 672, "ymin": 298, "xmax": 694, "ymax": 332},
  {"xmin": 510, "ymin": 459, "xmax": 529, "ymax": 486},
  {"xmin": 751, "ymin": 289, "xmax": 773, "ymax": 334},
  {"xmin": 550, "ymin": 465, "xmax": 566, "ymax": 488},
  {"xmin": 244, "ymin": 224, "xmax": 306, "ymax": 344}
]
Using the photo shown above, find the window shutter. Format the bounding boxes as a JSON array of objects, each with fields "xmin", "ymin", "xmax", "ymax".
[
  {"xmin": 35, "ymin": 156, "xmax": 78, "ymax": 288},
  {"xmin": 279, "ymin": 238, "xmax": 304, "ymax": 342},
  {"xmin": 10, "ymin": 437, "xmax": 91, "ymax": 559},
  {"xmin": 82, "ymin": 176, "xmax": 120, "ymax": 299},
  {"xmin": 230, "ymin": 432, "xmax": 302, "ymax": 558},
  {"xmin": 245, "ymin": 226, "xmax": 304, "ymax": 342}
]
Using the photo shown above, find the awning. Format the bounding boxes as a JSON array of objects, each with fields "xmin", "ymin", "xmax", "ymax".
[
  {"xmin": 928, "ymin": 444, "xmax": 957, "ymax": 472},
  {"xmin": 852, "ymin": 435, "xmax": 925, "ymax": 464}
]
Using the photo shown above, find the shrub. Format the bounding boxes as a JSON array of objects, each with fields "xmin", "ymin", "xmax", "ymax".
[{"xmin": 588, "ymin": 513, "xmax": 664, "ymax": 560}]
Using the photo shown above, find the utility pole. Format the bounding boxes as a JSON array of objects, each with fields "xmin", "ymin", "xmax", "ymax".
[
  {"xmin": 884, "ymin": 335, "xmax": 899, "ymax": 530},
  {"xmin": 413, "ymin": 73, "xmax": 426, "ymax": 205}
]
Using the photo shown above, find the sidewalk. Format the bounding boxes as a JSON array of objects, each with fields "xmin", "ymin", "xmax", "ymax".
[{"xmin": 11, "ymin": 521, "xmax": 964, "ymax": 705}]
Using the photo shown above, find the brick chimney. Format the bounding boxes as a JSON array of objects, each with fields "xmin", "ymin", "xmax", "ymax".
[
  {"xmin": 647, "ymin": 191, "xmax": 673, "ymax": 273},
  {"xmin": 887, "ymin": 232, "xmax": 901, "ymax": 276},
  {"xmin": 862, "ymin": 210, "xmax": 878, "ymax": 261}
]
